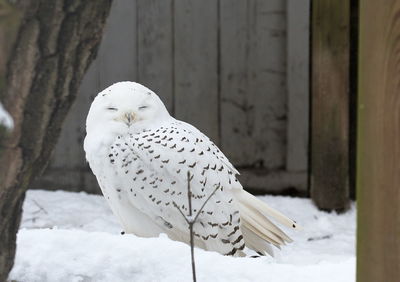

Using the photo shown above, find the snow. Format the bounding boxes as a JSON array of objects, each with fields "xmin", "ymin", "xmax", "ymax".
[
  {"xmin": 0, "ymin": 102, "xmax": 13, "ymax": 129},
  {"xmin": 10, "ymin": 190, "xmax": 356, "ymax": 282}
]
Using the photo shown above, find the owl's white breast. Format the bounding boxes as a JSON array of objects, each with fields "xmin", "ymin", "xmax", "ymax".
[{"xmin": 84, "ymin": 129, "xmax": 165, "ymax": 238}]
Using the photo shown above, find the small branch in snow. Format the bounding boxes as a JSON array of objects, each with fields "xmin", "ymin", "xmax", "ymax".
[
  {"xmin": 173, "ymin": 171, "xmax": 221, "ymax": 282},
  {"xmin": 22, "ymin": 199, "xmax": 48, "ymax": 224},
  {"xmin": 307, "ymin": 234, "xmax": 332, "ymax": 241},
  {"xmin": 31, "ymin": 199, "xmax": 48, "ymax": 215}
]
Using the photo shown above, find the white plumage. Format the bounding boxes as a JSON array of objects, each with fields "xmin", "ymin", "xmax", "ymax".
[{"xmin": 84, "ymin": 81, "xmax": 298, "ymax": 256}]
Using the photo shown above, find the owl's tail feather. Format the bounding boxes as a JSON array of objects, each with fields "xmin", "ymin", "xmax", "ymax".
[{"xmin": 234, "ymin": 190, "xmax": 298, "ymax": 256}]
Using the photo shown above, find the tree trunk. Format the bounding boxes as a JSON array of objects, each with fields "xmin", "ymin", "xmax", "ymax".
[{"xmin": 0, "ymin": 1, "xmax": 112, "ymax": 280}]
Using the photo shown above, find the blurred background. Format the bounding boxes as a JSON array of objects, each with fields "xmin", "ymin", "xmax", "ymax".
[{"xmin": 32, "ymin": 0, "xmax": 310, "ymax": 196}]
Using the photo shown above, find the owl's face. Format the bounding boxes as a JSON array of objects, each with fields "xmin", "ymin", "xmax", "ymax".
[{"xmin": 86, "ymin": 81, "xmax": 170, "ymax": 135}]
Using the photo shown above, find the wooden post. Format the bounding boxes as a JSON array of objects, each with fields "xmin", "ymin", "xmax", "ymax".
[
  {"xmin": 357, "ymin": 0, "xmax": 400, "ymax": 280},
  {"xmin": 310, "ymin": 1, "xmax": 350, "ymax": 211}
]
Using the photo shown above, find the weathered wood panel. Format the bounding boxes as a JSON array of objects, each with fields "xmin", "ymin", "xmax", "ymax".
[
  {"xmin": 137, "ymin": 0, "xmax": 174, "ymax": 113},
  {"xmin": 357, "ymin": 0, "xmax": 400, "ymax": 280},
  {"xmin": 310, "ymin": 0, "xmax": 350, "ymax": 211},
  {"xmin": 220, "ymin": 0, "xmax": 287, "ymax": 169},
  {"xmin": 173, "ymin": 0, "xmax": 219, "ymax": 143},
  {"xmin": 240, "ymin": 169, "xmax": 307, "ymax": 195},
  {"xmin": 51, "ymin": 61, "xmax": 98, "ymax": 169},
  {"xmin": 219, "ymin": 0, "xmax": 251, "ymax": 164},
  {"xmin": 98, "ymin": 0, "xmax": 137, "ymax": 90},
  {"xmin": 34, "ymin": 0, "xmax": 310, "ymax": 195},
  {"xmin": 286, "ymin": 0, "xmax": 310, "ymax": 172},
  {"xmin": 43, "ymin": 60, "xmax": 99, "ymax": 193}
]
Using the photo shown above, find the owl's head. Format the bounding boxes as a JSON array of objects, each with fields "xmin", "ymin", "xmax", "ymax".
[{"xmin": 86, "ymin": 82, "xmax": 170, "ymax": 136}]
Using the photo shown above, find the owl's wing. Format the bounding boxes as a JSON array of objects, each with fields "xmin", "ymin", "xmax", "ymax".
[{"xmin": 110, "ymin": 119, "xmax": 246, "ymax": 256}]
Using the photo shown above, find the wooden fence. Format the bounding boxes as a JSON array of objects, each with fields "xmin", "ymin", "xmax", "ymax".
[{"xmin": 33, "ymin": 0, "xmax": 310, "ymax": 195}]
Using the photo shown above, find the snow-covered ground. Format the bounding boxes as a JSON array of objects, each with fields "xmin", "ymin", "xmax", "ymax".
[{"xmin": 10, "ymin": 190, "xmax": 355, "ymax": 282}]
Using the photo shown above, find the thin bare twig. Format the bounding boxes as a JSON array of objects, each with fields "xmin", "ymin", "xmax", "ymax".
[
  {"xmin": 22, "ymin": 199, "xmax": 48, "ymax": 224},
  {"xmin": 193, "ymin": 184, "xmax": 220, "ymax": 223},
  {"xmin": 173, "ymin": 202, "xmax": 190, "ymax": 225},
  {"xmin": 187, "ymin": 171, "xmax": 196, "ymax": 282},
  {"xmin": 31, "ymin": 199, "xmax": 48, "ymax": 215},
  {"xmin": 172, "ymin": 171, "xmax": 221, "ymax": 282}
]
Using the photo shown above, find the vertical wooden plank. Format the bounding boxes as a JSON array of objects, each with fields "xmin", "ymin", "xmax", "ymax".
[
  {"xmin": 36, "ymin": 56, "xmax": 100, "ymax": 192},
  {"xmin": 174, "ymin": 0, "xmax": 219, "ymax": 143},
  {"xmin": 357, "ymin": 0, "xmax": 400, "ymax": 280},
  {"xmin": 255, "ymin": 0, "xmax": 287, "ymax": 169},
  {"xmin": 310, "ymin": 1, "xmax": 350, "ymax": 211},
  {"xmin": 220, "ymin": 0, "xmax": 287, "ymax": 168},
  {"xmin": 78, "ymin": 59, "xmax": 101, "ymax": 193},
  {"xmin": 219, "ymin": 0, "xmax": 249, "ymax": 164},
  {"xmin": 286, "ymin": 0, "xmax": 310, "ymax": 172},
  {"xmin": 98, "ymin": 0, "xmax": 137, "ymax": 90},
  {"xmin": 137, "ymin": 0, "xmax": 174, "ymax": 113},
  {"xmin": 50, "ymin": 60, "xmax": 99, "ymax": 170}
]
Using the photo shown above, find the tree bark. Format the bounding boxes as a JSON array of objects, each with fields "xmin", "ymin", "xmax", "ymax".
[{"xmin": 0, "ymin": 1, "xmax": 112, "ymax": 280}]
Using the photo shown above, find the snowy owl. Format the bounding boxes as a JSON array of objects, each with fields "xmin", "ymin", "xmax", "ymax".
[{"xmin": 84, "ymin": 81, "xmax": 298, "ymax": 256}]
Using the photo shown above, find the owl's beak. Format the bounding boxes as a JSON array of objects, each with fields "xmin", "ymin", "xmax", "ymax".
[{"xmin": 122, "ymin": 112, "xmax": 136, "ymax": 126}]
